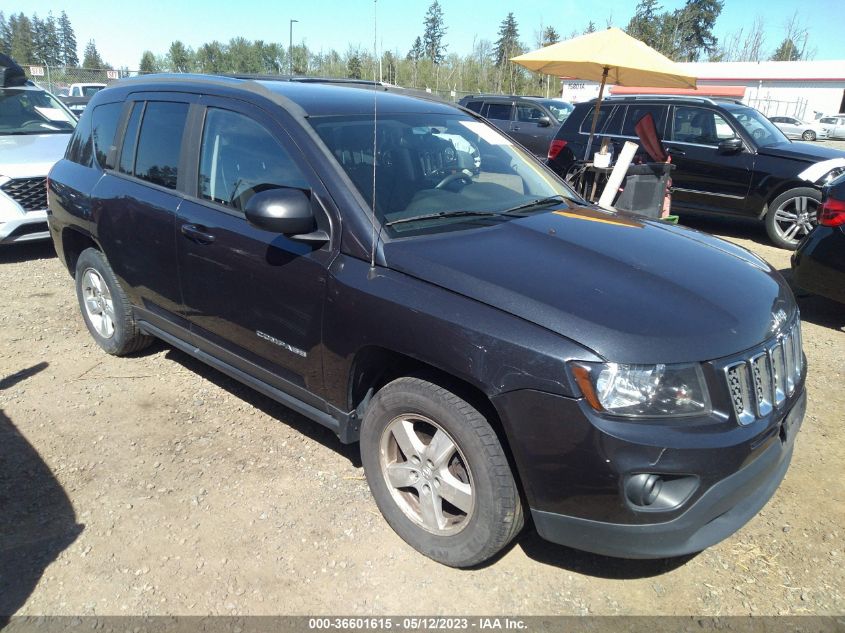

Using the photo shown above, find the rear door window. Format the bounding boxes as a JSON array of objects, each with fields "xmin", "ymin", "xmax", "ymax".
[
  {"xmin": 621, "ymin": 105, "xmax": 667, "ymax": 138},
  {"xmin": 516, "ymin": 103, "xmax": 546, "ymax": 122},
  {"xmin": 91, "ymin": 102, "xmax": 124, "ymax": 169},
  {"xmin": 463, "ymin": 101, "xmax": 483, "ymax": 113},
  {"xmin": 197, "ymin": 107, "xmax": 309, "ymax": 213},
  {"xmin": 132, "ymin": 101, "xmax": 189, "ymax": 190},
  {"xmin": 482, "ymin": 102, "xmax": 512, "ymax": 120},
  {"xmin": 579, "ymin": 105, "xmax": 616, "ymax": 135},
  {"xmin": 671, "ymin": 106, "xmax": 736, "ymax": 145}
]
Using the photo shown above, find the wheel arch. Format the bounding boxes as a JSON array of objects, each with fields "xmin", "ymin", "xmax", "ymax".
[
  {"xmin": 61, "ymin": 227, "xmax": 101, "ymax": 277},
  {"xmin": 758, "ymin": 180, "xmax": 820, "ymax": 219}
]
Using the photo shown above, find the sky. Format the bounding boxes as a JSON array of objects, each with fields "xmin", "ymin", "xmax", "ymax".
[{"xmin": 9, "ymin": 0, "xmax": 845, "ymax": 69}]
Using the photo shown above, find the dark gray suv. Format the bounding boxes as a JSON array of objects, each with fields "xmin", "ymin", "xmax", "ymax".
[
  {"xmin": 459, "ymin": 94, "xmax": 573, "ymax": 157},
  {"xmin": 47, "ymin": 74, "xmax": 805, "ymax": 567}
]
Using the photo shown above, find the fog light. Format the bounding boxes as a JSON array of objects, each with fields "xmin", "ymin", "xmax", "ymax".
[
  {"xmin": 626, "ymin": 473, "xmax": 663, "ymax": 507},
  {"xmin": 624, "ymin": 473, "xmax": 699, "ymax": 511}
]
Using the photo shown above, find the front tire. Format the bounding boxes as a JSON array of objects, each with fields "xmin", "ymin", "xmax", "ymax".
[
  {"xmin": 765, "ymin": 187, "xmax": 821, "ymax": 250},
  {"xmin": 75, "ymin": 248, "xmax": 153, "ymax": 356},
  {"xmin": 360, "ymin": 377, "xmax": 523, "ymax": 568},
  {"xmin": 802, "ymin": 130, "xmax": 816, "ymax": 141}
]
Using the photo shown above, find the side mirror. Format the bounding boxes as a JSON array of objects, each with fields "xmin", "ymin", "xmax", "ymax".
[
  {"xmin": 244, "ymin": 188, "xmax": 316, "ymax": 236},
  {"xmin": 537, "ymin": 116, "xmax": 552, "ymax": 128},
  {"xmin": 718, "ymin": 137, "xmax": 743, "ymax": 154}
]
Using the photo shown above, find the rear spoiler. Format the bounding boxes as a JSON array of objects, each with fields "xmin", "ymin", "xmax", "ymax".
[{"xmin": 0, "ymin": 54, "xmax": 27, "ymax": 88}]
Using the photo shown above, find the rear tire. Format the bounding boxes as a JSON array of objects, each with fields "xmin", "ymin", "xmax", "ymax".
[
  {"xmin": 75, "ymin": 248, "xmax": 153, "ymax": 356},
  {"xmin": 360, "ymin": 377, "xmax": 523, "ymax": 568},
  {"xmin": 765, "ymin": 187, "xmax": 821, "ymax": 250},
  {"xmin": 801, "ymin": 130, "xmax": 816, "ymax": 141}
]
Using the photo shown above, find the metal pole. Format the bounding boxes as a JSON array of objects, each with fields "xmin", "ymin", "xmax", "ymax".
[
  {"xmin": 289, "ymin": 19, "xmax": 298, "ymax": 75},
  {"xmin": 584, "ymin": 66, "xmax": 609, "ymax": 161}
]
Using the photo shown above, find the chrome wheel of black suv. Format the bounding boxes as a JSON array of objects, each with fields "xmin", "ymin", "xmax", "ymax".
[
  {"xmin": 766, "ymin": 187, "xmax": 821, "ymax": 250},
  {"xmin": 361, "ymin": 377, "xmax": 523, "ymax": 567}
]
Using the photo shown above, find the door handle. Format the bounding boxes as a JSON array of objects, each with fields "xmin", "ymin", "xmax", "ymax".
[
  {"xmin": 180, "ymin": 223, "xmax": 216, "ymax": 244},
  {"xmin": 667, "ymin": 146, "xmax": 685, "ymax": 156},
  {"xmin": 511, "ymin": 125, "xmax": 520, "ymax": 131}
]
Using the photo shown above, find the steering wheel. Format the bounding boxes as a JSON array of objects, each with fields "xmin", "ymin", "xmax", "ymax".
[
  {"xmin": 435, "ymin": 171, "xmax": 473, "ymax": 190},
  {"xmin": 752, "ymin": 128, "xmax": 766, "ymax": 141}
]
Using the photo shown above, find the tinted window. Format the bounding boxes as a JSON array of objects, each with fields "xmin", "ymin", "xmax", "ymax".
[
  {"xmin": 119, "ymin": 102, "xmax": 143, "ymax": 175},
  {"xmin": 133, "ymin": 101, "xmax": 189, "ymax": 190},
  {"xmin": 820, "ymin": 117, "xmax": 836, "ymax": 124},
  {"xmin": 622, "ymin": 105, "xmax": 667, "ymax": 137},
  {"xmin": 580, "ymin": 105, "xmax": 614, "ymax": 134},
  {"xmin": 92, "ymin": 102, "xmax": 123, "ymax": 169},
  {"xmin": 198, "ymin": 108, "xmax": 309, "ymax": 212},
  {"xmin": 464, "ymin": 101, "xmax": 483, "ymax": 113},
  {"xmin": 516, "ymin": 103, "xmax": 546, "ymax": 122},
  {"xmin": 671, "ymin": 106, "xmax": 736, "ymax": 145},
  {"xmin": 483, "ymin": 103, "xmax": 512, "ymax": 120},
  {"xmin": 66, "ymin": 113, "xmax": 92, "ymax": 167},
  {"xmin": 603, "ymin": 106, "xmax": 624, "ymax": 135}
]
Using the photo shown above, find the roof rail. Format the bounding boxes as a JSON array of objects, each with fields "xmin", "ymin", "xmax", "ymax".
[{"xmin": 597, "ymin": 94, "xmax": 744, "ymax": 106}]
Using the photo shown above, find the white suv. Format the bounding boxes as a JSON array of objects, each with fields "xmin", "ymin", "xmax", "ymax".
[{"xmin": 818, "ymin": 114, "xmax": 845, "ymax": 140}]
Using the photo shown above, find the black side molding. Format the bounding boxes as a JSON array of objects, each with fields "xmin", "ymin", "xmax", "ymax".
[{"xmin": 138, "ymin": 320, "xmax": 361, "ymax": 444}]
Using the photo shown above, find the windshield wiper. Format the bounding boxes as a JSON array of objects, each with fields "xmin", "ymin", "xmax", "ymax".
[
  {"xmin": 384, "ymin": 210, "xmax": 507, "ymax": 227},
  {"xmin": 501, "ymin": 195, "xmax": 567, "ymax": 214}
]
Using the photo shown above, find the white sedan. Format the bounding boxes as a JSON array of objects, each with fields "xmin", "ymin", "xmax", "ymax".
[{"xmin": 769, "ymin": 116, "xmax": 828, "ymax": 141}]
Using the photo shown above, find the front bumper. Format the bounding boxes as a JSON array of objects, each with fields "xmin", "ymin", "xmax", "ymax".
[
  {"xmin": 492, "ymin": 382, "xmax": 806, "ymax": 559},
  {"xmin": 0, "ymin": 209, "xmax": 50, "ymax": 244}
]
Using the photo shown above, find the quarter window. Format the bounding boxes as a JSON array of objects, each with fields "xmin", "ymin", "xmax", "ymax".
[
  {"xmin": 118, "ymin": 102, "xmax": 143, "ymax": 175},
  {"xmin": 198, "ymin": 108, "xmax": 308, "ymax": 212},
  {"xmin": 133, "ymin": 101, "xmax": 189, "ymax": 190},
  {"xmin": 579, "ymin": 105, "xmax": 614, "ymax": 135},
  {"xmin": 91, "ymin": 102, "xmax": 123, "ymax": 169}
]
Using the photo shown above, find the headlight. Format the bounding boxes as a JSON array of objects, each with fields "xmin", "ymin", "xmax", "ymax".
[{"xmin": 570, "ymin": 362, "xmax": 710, "ymax": 418}]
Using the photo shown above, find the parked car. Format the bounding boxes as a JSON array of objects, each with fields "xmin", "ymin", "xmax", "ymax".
[
  {"xmin": 791, "ymin": 171, "xmax": 845, "ymax": 304},
  {"xmin": 818, "ymin": 114, "xmax": 845, "ymax": 139},
  {"xmin": 546, "ymin": 95, "xmax": 845, "ymax": 249},
  {"xmin": 0, "ymin": 75, "xmax": 77, "ymax": 245},
  {"xmin": 768, "ymin": 115, "xmax": 828, "ymax": 141},
  {"xmin": 58, "ymin": 82, "xmax": 107, "ymax": 116},
  {"xmin": 459, "ymin": 94, "xmax": 573, "ymax": 157},
  {"xmin": 48, "ymin": 75, "xmax": 806, "ymax": 567}
]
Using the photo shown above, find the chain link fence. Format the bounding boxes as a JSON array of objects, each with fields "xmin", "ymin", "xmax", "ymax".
[{"xmin": 22, "ymin": 64, "xmax": 139, "ymax": 95}]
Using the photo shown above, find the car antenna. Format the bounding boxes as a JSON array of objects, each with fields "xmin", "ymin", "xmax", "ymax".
[{"xmin": 369, "ymin": 0, "xmax": 379, "ymax": 271}]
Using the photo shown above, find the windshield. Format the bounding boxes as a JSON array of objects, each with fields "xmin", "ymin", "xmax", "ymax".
[
  {"xmin": 0, "ymin": 88, "xmax": 76, "ymax": 135},
  {"xmin": 727, "ymin": 105, "xmax": 788, "ymax": 147},
  {"xmin": 542, "ymin": 100, "xmax": 574, "ymax": 123},
  {"xmin": 309, "ymin": 112, "xmax": 578, "ymax": 237}
]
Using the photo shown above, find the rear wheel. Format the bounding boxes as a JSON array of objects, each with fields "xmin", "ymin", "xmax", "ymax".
[
  {"xmin": 75, "ymin": 248, "xmax": 153, "ymax": 356},
  {"xmin": 360, "ymin": 377, "xmax": 523, "ymax": 567},
  {"xmin": 765, "ymin": 188, "xmax": 821, "ymax": 250},
  {"xmin": 801, "ymin": 130, "xmax": 816, "ymax": 141}
]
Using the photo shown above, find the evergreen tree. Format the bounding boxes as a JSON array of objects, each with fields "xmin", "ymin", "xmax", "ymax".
[
  {"xmin": 0, "ymin": 12, "xmax": 9, "ymax": 53},
  {"xmin": 43, "ymin": 13, "xmax": 62, "ymax": 66},
  {"xmin": 493, "ymin": 13, "xmax": 520, "ymax": 66},
  {"xmin": 9, "ymin": 13, "xmax": 35, "ymax": 64},
  {"xmin": 167, "ymin": 40, "xmax": 193, "ymax": 72},
  {"xmin": 32, "ymin": 14, "xmax": 47, "ymax": 63},
  {"xmin": 139, "ymin": 50, "xmax": 159, "ymax": 73},
  {"xmin": 422, "ymin": 1, "xmax": 447, "ymax": 64},
  {"xmin": 771, "ymin": 38, "xmax": 800, "ymax": 61},
  {"xmin": 195, "ymin": 41, "xmax": 226, "ymax": 73},
  {"xmin": 583, "ymin": 21, "xmax": 597, "ymax": 34},
  {"xmin": 406, "ymin": 36, "xmax": 424, "ymax": 62},
  {"xmin": 626, "ymin": 0, "xmax": 663, "ymax": 49},
  {"xmin": 675, "ymin": 0, "xmax": 724, "ymax": 61},
  {"xmin": 82, "ymin": 39, "xmax": 105, "ymax": 69},
  {"xmin": 541, "ymin": 26, "xmax": 560, "ymax": 48},
  {"xmin": 58, "ymin": 11, "xmax": 78, "ymax": 67},
  {"xmin": 346, "ymin": 53, "xmax": 362, "ymax": 79}
]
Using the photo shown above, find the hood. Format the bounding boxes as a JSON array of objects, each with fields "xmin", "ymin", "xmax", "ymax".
[
  {"xmin": 0, "ymin": 133, "xmax": 71, "ymax": 178},
  {"xmin": 757, "ymin": 141, "xmax": 845, "ymax": 163},
  {"xmin": 383, "ymin": 206, "xmax": 795, "ymax": 364}
]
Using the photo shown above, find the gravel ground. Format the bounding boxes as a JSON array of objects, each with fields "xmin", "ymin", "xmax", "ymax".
[{"xmin": 0, "ymin": 213, "xmax": 843, "ymax": 617}]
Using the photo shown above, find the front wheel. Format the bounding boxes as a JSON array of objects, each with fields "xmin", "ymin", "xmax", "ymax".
[
  {"xmin": 360, "ymin": 377, "xmax": 523, "ymax": 568},
  {"xmin": 801, "ymin": 130, "xmax": 816, "ymax": 141},
  {"xmin": 765, "ymin": 187, "xmax": 821, "ymax": 250}
]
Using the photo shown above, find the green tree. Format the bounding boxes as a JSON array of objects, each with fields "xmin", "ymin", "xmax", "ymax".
[
  {"xmin": 541, "ymin": 26, "xmax": 560, "ymax": 47},
  {"xmin": 139, "ymin": 50, "xmax": 159, "ymax": 73},
  {"xmin": 167, "ymin": 40, "xmax": 193, "ymax": 72},
  {"xmin": 346, "ymin": 52, "xmax": 362, "ymax": 79},
  {"xmin": 771, "ymin": 38, "xmax": 800, "ymax": 61},
  {"xmin": 675, "ymin": 0, "xmax": 724, "ymax": 61},
  {"xmin": 195, "ymin": 41, "xmax": 226, "ymax": 73},
  {"xmin": 626, "ymin": 0, "xmax": 663, "ymax": 49},
  {"xmin": 9, "ymin": 13, "xmax": 35, "ymax": 63},
  {"xmin": 407, "ymin": 36, "xmax": 424, "ymax": 62},
  {"xmin": 422, "ymin": 1, "xmax": 447, "ymax": 64},
  {"xmin": 82, "ymin": 39, "xmax": 105, "ymax": 69},
  {"xmin": 43, "ymin": 13, "xmax": 62, "ymax": 66},
  {"xmin": 493, "ymin": 13, "xmax": 522, "ymax": 93},
  {"xmin": 583, "ymin": 21, "xmax": 597, "ymax": 34},
  {"xmin": 58, "ymin": 11, "xmax": 78, "ymax": 66},
  {"xmin": 227, "ymin": 36, "xmax": 261, "ymax": 73},
  {"xmin": 0, "ymin": 12, "xmax": 10, "ymax": 53}
]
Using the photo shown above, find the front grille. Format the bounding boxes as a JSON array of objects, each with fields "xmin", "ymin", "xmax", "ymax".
[
  {"xmin": 0, "ymin": 177, "xmax": 48, "ymax": 212},
  {"xmin": 724, "ymin": 319, "xmax": 804, "ymax": 425}
]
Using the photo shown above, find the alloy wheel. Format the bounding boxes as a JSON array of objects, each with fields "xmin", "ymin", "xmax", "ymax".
[
  {"xmin": 81, "ymin": 268, "xmax": 116, "ymax": 339},
  {"xmin": 772, "ymin": 196, "xmax": 818, "ymax": 246}
]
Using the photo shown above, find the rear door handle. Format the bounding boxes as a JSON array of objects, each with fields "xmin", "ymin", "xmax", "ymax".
[
  {"xmin": 180, "ymin": 223, "xmax": 216, "ymax": 244},
  {"xmin": 667, "ymin": 146, "xmax": 685, "ymax": 156}
]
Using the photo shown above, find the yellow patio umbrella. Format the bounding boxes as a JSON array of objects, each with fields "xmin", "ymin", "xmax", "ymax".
[{"xmin": 511, "ymin": 27, "xmax": 697, "ymax": 160}]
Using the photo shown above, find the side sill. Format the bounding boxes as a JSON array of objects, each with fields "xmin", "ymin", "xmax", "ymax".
[{"xmin": 137, "ymin": 320, "xmax": 360, "ymax": 444}]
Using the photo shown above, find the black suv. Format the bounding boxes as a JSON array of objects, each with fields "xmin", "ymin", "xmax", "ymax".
[
  {"xmin": 546, "ymin": 95, "xmax": 845, "ymax": 249},
  {"xmin": 459, "ymin": 94, "xmax": 573, "ymax": 158},
  {"xmin": 48, "ymin": 75, "xmax": 806, "ymax": 567}
]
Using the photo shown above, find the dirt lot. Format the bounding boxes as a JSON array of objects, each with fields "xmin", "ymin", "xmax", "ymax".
[{"xmin": 1, "ymin": 214, "xmax": 843, "ymax": 617}]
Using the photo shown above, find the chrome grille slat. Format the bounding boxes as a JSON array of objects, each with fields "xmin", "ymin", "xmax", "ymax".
[{"xmin": 723, "ymin": 317, "xmax": 802, "ymax": 425}]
